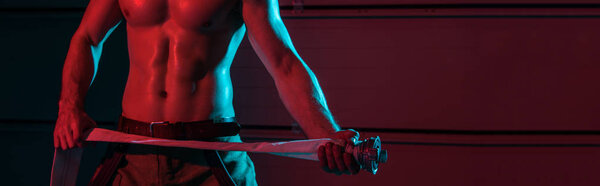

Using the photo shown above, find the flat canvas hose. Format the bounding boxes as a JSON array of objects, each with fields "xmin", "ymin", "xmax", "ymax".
[{"xmin": 50, "ymin": 128, "xmax": 388, "ymax": 186}]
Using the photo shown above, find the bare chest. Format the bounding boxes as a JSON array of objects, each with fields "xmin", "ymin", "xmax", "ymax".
[{"xmin": 118, "ymin": 0, "xmax": 241, "ymax": 29}]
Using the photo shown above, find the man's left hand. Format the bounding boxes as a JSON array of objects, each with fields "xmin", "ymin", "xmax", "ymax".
[{"xmin": 318, "ymin": 129, "xmax": 361, "ymax": 175}]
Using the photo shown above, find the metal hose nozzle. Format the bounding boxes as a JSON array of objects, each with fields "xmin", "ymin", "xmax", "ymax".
[{"xmin": 346, "ymin": 136, "xmax": 388, "ymax": 174}]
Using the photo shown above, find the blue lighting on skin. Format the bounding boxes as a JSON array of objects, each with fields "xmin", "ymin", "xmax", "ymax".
[
  {"xmin": 211, "ymin": 24, "xmax": 247, "ymax": 119},
  {"xmin": 264, "ymin": 0, "xmax": 340, "ymax": 131},
  {"xmin": 89, "ymin": 21, "xmax": 121, "ymax": 87}
]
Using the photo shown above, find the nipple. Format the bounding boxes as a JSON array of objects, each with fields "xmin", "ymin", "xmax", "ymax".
[{"xmin": 203, "ymin": 21, "xmax": 212, "ymax": 28}]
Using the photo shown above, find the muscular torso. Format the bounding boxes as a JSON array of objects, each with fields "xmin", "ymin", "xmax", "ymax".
[{"xmin": 119, "ymin": 0, "xmax": 245, "ymax": 122}]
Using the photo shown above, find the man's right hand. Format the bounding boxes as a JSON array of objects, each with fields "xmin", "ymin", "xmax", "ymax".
[{"xmin": 53, "ymin": 108, "xmax": 97, "ymax": 150}]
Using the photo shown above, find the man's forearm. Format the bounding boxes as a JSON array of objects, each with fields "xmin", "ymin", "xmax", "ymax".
[
  {"xmin": 58, "ymin": 33, "xmax": 100, "ymax": 110},
  {"xmin": 273, "ymin": 57, "xmax": 341, "ymax": 139}
]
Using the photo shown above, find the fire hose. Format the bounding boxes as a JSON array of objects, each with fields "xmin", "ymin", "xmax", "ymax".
[{"xmin": 51, "ymin": 128, "xmax": 388, "ymax": 186}]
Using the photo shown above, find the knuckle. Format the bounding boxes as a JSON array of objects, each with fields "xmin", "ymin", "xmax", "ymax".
[{"xmin": 335, "ymin": 151, "xmax": 343, "ymax": 158}]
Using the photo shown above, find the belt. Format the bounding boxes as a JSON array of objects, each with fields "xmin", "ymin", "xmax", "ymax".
[
  {"xmin": 89, "ymin": 116, "xmax": 239, "ymax": 186},
  {"xmin": 117, "ymin": 116, "xmax": 241, "ymax": 140}
]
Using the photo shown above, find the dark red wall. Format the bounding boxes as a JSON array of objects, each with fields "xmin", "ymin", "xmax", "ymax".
[
  {"xmin": 234, "ymin": 17, "xmax": 600, "ymax": 131},
  {"xmin": 1, "ymin": 1, "xmax": 600, "ymax": 186}
]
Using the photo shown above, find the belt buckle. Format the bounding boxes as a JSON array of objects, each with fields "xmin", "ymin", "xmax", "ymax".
[{"xmin": 149, "ymin": 121, "xmax": 169, "ymax": 136}]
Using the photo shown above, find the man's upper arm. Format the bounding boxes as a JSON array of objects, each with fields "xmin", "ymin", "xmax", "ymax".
[
  {"xmin": 242, "ymin": 0, "xmax": 302, "ymax": 76},
  {"xmin": 75, "ymin": 0, "xmax": 123, "ymax": 45}
]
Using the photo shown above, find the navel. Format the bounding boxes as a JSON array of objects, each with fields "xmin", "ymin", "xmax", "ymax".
[{"xmin": 158, "ymin": 90, "xmax": 168, "ymax": 98}]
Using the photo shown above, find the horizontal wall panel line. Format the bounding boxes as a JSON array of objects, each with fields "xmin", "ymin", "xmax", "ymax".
[
  {"xmin": 280, "ymin": 8, "xmax": 600, "ymax": 18},
  {"xmin": 242, "ymin": 129, "xmax": 600, "ymax": 146},
  {"xmin": 2, "ymin": 4, "xmax": 600, "ymax": 11},
  {"xmin": 3, "ymin": 122, "xmax": 600, "ymax": 147},
  {"xmin": 0, "ymin": 7, "xmax": 83, "ymax": 13},
  {"xmin": 281, "ymin": 4, "xmax": 600, "ymax": 10},
  {"xmin": 3, "ymin": 5, "xmax": 600, "ymax": 18},
  {"xmin": 281, "ymin": 15, "xmax": 600, "ymax": 19},
  {"xmin": 242, "ymin": 125, "xmax": 600, "ymax": 135},
  {"xmin": 243, "ymin": 137, "xmax": 600, "ymax": 147},
  {"xmin": 3, "ymin": 119, "xmax": 600, "ymax": 135},
  {"xmin": 2, "ymin": 13, "xmax": 599, "ymax": 18}
]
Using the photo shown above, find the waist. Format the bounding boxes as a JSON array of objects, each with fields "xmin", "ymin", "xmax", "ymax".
[
  {"xmin": 122, "ymin": 76, "xmax": 234, "ymax": 121},
  {"xmin": 117, "ymin": 115, "xmax": 240, "ymax": 140}
]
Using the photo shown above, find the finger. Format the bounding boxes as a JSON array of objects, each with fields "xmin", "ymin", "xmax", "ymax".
[
  {"xmin": 65, "ymin": 128, "xmax": 75, "ymax": 149},
  {"xmin": 325, "ymin": 143, "xmax": 337, "ymax": 172},
  {"xmin": 344, "ymin": 152, "xmax": 360, "ymax": 175},
  {"xmin": 318, "ymin": 145, "xmax": 331, "ymax": 173},
  {"xmin": 53, "ymin": 130, "xmax": 59, "ymax": 148},
  {"xmin": 349, "ymin": 135, "xmax": 359, "ymax": 146},
  {"xmin": 332, "ymin": 145, "xmax": 348, "ymax": 174},
  {"xmin": 336, "ymin": 137, "xmax": 347, "ymax": 147},
  {"xmin": 346, "ymin": 130, "xmax": 360, "ymax": 145},
  {"xmin": 348, "ymin": 129, "xmax": 359, "ymax": 138},
  {"xmin": 72, "ymin": 128, "xmax": 82, "ymax": 148},
  {"xmin": 59, "ymin": 133, "xmax": 69, "ymax": 150}
]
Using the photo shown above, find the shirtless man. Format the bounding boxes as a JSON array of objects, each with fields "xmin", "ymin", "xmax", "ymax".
[{"xmin": 53, "ymin": 0, "xmax": 360, "ymax": 185}]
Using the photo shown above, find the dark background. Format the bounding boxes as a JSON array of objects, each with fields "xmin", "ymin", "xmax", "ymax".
[{"xmin": 2, "ymin": 0, "xmax": 600, "ymax": 185}]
